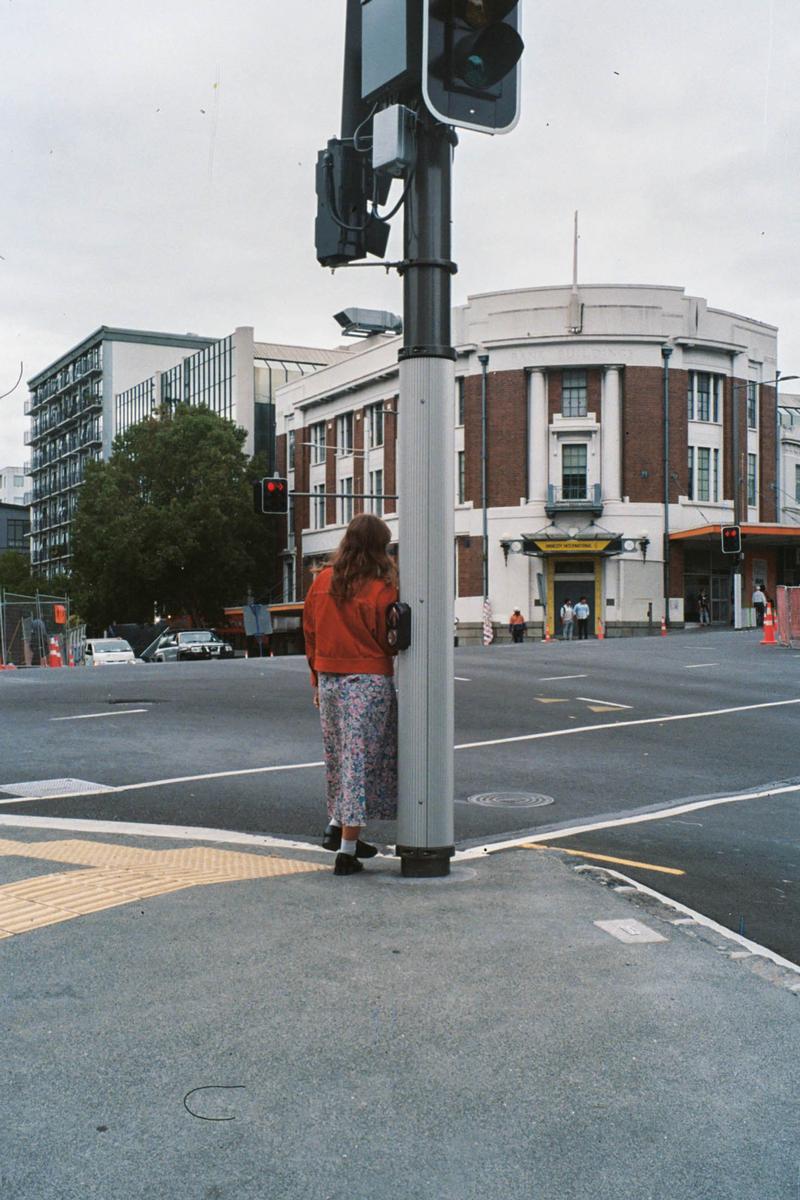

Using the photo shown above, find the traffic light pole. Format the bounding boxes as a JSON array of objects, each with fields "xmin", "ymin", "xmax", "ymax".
[{"xmin": 395, "ymin": 112, "xmax": 456, "ymax": 877}]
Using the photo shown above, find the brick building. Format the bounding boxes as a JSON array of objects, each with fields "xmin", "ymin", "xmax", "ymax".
[{"xmin": 275, "ymin": 284, "xmax": 800, "ymax": 638}]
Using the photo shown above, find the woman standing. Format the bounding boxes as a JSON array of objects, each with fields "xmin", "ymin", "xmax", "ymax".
[{"xmin": 303, "ymin": 513, "xmax": 399, "ymax": 875}]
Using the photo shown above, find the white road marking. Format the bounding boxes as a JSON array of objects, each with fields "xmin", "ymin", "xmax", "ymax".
[
  {"xmin": 575, "ymin": 696, "xmax": 632, "ymax": 709},
  {"xmin": 454, "ymin": 676, "xmax": 471, "ymax": 682},
  {"xmin": 0, "ymin": 759, "xmax": 325, "ymax": 806},
  {"xmin": 456, "ymin": 780, "xmax": 800, "ymax": 858},
  {"xmin": 455, "ymin": 696, "xmax": 800, "ymax": 751},
  {"xmin": 4, "ymin": 697, "xmax": 799, "ymax": 805},
  {"xmin": 683, "ymin": 663, "xmax": 719, "ymax": 669},
  {"xmin": 50, "ymin": 709, "xmax": 149, "ymax": 722},
  {"xmin": 539, "ymin": 674, "xmax": 588, "ymax": 681}
]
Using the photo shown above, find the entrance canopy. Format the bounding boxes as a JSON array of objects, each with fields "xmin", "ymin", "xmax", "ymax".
[{"xmin": 506, "ymin": 524, "xmax": 624, "ymax": 557}]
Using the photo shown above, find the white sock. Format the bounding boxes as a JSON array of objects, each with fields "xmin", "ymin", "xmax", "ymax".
[{"xmin": 340, "ymin": 838, "xmax": 357, "ymax": 856}]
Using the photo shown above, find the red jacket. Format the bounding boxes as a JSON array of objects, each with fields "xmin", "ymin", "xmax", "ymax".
[{"xmin": 303, "ymin": 566, "xmax": 398, "ymax": 687}]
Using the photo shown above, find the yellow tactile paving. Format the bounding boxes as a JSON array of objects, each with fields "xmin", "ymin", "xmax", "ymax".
[{"xmin": 0, "ymin": 837, "xmax": 327, "ymax": 939}]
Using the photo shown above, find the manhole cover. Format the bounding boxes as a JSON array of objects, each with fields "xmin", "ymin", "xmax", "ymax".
[{"xmin": 464, "ymin": 791, "xmax": 555, "ymax": 809}]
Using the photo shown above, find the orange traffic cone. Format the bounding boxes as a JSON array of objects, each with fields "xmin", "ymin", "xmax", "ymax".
[
  {"xmin": 543, "ymin": 624, "xmax": 551, "ymax": 643},
  {"xmin": 48, "ymin": 636, "xmax": 63, "ymax": 668},
  {"xmin": 68, "ymin": 645, "xmax": 75, "ymax": 667},
  {"xmin": 761, "ymin": 603, "xmax": 777, "ymax": 645},
  {"xmin": 660, "ymin": 616, "xmax": 667, "ymax": 637},
  {"xmin": 596, "ymin": 620, "xmax": 604, "ymax": 640}
]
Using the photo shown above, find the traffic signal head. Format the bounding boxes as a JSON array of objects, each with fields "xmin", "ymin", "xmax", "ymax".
[
  {"xmin": 721, "ymin": 524, "xmax": 741, "ymax": 554},
  {"xmin": 254, "ymin": 477, "xmax": 289, "ymax": 516},
  {"xmin": 424, "ymin": 0, "xmax": 524, "ymax": 133}
]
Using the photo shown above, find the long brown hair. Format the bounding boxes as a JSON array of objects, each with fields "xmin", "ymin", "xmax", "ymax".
[{"xmin": 327, "ymin": 513, "xmax": 397, "ymax": 602}]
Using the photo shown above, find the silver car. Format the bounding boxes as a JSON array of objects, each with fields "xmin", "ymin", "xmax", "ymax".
[{"xmin": 151, "ymin": 630, "xmax": 234, "ymax": 663}]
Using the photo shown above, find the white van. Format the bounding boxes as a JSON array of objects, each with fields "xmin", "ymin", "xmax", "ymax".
[{"xmin": 84, "ymin": 638, "xmax": 137, "ymax": 667}]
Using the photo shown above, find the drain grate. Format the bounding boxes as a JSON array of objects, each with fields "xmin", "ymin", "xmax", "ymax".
[
  {"xmin": 0, "ymin": 778, "xmax": 111, "ymax": 798},
  {"xmin": 464, "ymin": 791, "xmax": 555, "ymax": 809}
]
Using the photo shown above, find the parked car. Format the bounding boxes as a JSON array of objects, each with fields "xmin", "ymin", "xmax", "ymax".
[
  {"xmin": 150, "ymin": 630, "xmax": 234, "ymax": 662},
  {"xmin": 84, "ymin": 637, "xmax": 137, "ymax": 667}
]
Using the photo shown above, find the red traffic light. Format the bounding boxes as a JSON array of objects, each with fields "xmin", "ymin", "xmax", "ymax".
[
  {"xmin": 255, "ymin": 477, "xmax": 289, "ymax": 516},
  {"xmin": 720, "ymin": 525, "xmax": 741, "ymax": 554}
]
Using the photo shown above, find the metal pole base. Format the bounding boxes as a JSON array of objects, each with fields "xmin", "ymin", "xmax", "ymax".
[{"xmin": 397, "ymin": 846, "xmax": 455, "ymax": 878}]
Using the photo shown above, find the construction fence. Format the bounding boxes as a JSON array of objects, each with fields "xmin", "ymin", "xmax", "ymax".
[
  {"xmin": 775, "ymin": 586, "xmax": 800, "ymax": 649},
  {"xmin": 0, "ymin": 591, "xmax": 85, "ymax": 668}
]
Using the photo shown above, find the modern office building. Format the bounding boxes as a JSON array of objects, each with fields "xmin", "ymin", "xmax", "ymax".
[
  {"xmin": 115, "ymin": 327, "xmax": 347, "ymax": 464},
  {"xmin": 0, "ymin": 466, "xmax": 29, "ymax": 507},
  {"xmin": 0, "ymin": 501, "xmax": 29, "ymax": 555},
  {"xmin": 274, "ymin": 283, "xmax": 800, "ymax": 636},
  {"xmin": 26, "ymin": 327, "xmax": 218, "ymax": 578}
]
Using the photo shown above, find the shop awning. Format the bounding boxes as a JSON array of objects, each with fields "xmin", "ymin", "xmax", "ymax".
[{"xmin": 669, "ymin": 523, "xmax": 800, "ymax": 548}]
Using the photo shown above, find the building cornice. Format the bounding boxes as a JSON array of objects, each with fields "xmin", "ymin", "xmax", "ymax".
[{"xmin": 28, "ymin": 327, "xmax": 218, "ymax": 387}]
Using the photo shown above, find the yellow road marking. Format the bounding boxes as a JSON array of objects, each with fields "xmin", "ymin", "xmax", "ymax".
[
  {"xmin": 0, "ymin": 838, "xmax": 327, "ymax": 938},
  {"xmin": 535, "ymin": 697, "xmax": 570, "ymax": 704},
  {"xmin": 587, "ymin": 705, "xmax": 623, "ymax": 713},
  {"xmin": 523, "ymin": 843, "xmax": 685, "ymax": 876}
]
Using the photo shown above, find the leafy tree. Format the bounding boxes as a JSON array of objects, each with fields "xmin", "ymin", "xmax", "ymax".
[
  {"xmin": 0, "ymin": 551, "xmax": 70, "ymax": 598},
  {"xmin": 71, "ymin": 404, "xmax": 279, "ymax": 630},
  {"xmin": 0, "ymin": 550, "xmax": 37, "ymax": 594}
]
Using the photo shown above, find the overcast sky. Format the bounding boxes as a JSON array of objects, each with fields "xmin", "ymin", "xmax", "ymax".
[{"xmin": 2, "ymin": 0, "xmax": 799, "ymax": 469}]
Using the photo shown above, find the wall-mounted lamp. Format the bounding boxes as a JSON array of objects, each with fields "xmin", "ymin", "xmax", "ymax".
[
  {"xmin": 638, "ymin": 535, "xmax": 650, "ymax": 562},
  {"xmin": 500, "ymin": 534, "xmax": 523, "ymax": 565}
]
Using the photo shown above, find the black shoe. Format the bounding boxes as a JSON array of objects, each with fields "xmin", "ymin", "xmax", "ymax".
[
  {"xmin": 322, "ymin": 827, "xmax": 378, "ymax": 858},
  {"xmin": 334, "ymin": 853, "xmax": 364, "ymax": 876},
  {"xmin": 322, "ymin": 824, "xmax": 341, "ymax": 851}
]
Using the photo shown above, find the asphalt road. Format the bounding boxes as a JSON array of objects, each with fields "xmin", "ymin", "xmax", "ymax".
[{"xmin": 1, "ymin": 627, "xmax": 798, "ymax": 962}]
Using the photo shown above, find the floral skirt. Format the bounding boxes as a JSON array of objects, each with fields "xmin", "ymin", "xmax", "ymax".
[{"xmin": 318, "ymin": 673, "xmax": 398, "ymax": 827}]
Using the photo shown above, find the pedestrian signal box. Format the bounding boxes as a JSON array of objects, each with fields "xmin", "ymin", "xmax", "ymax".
[
  {"xmin": 720, "ymin": 524, "xmax": 741, "ymax": 554},
  {"xmin": 254, "ymin": 477, "xmax": 289, "ymax": 516}
]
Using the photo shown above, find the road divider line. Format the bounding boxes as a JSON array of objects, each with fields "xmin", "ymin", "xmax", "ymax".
[
  {"xmin": 683, "ymin": 663, "xmax": 719, "ymax": 669},
  {"xmin": 51, "ymin": 709, "xmax": 149, "ymax": 722},
  {"xmin": 523, "ymin": 843, "xmax": 685, "ymax": 875},
  {"xmin": 455, "ymin": 697, "xmax": 800, "ymax": 751},
  {"xmin": 539, "ymin": 674, "xmax": 587, "ymax": 681},
  {"xmin": 575, "ymin": 696, "xmax": 632, "ymax": 710},
  {"xmin": 5, "ymin": 698, "xmax": 800, "ymax": 806},
  {"xmin": 0, "ymin": 760, "xmax": 325, "ymax": 806}
]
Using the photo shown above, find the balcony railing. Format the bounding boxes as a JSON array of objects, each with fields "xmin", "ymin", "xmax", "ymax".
[{"xmin": 545, "ymin": 482, "xmax": 603, "ymax": 516}]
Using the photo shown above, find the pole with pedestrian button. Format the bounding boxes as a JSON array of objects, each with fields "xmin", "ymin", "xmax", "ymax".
[{"xmin": 395, "ymin": 111, "xmax": 457, "ymax": 877}]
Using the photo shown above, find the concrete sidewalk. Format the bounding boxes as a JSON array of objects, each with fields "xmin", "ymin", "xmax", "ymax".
[{"xmin": 1, "ymin": 827, "xmax": 797, "ymax": 1200}]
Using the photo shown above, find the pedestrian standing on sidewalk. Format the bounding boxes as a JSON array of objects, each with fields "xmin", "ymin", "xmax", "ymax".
[
  {"xmin": 560, "ymin": 598, "xmax": 575, "ymax": 640},
  {"xmin": 303, "ymin": 513, "xmax": 399, "ymax": 876},
  {"xmin": 698, "ymin": 591, "xmax": 711, "ymax": 625},
  {"xmin": 752, "ymin": 582, "xmax": 766, "ymax": 628},
  {"xmin": 508, "ymin": 609, "xmax": 527, "ymax": 643},
  {"xmin": 574, "ymin": 596, "xmax": 590, "ymax": 640}
]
